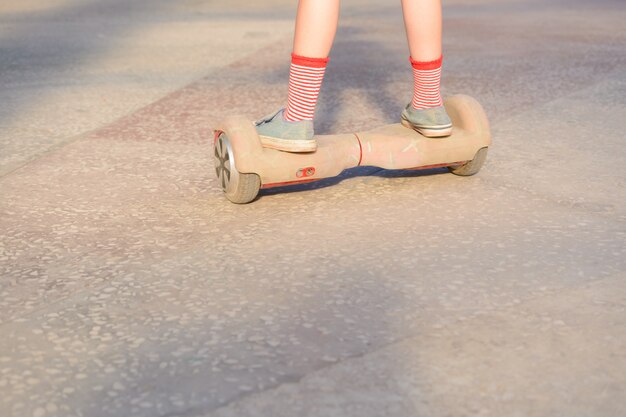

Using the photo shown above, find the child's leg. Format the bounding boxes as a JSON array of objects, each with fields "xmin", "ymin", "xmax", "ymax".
[
  {"xmin": 284, "ymin": 0, "xmax": 339, "ymax": 122},
  {"xmin": 255, "ymin": 0, "xmax": 339, "ymax": 151},
  {"xmin": 293, "ymin": 0, "xmax": 340, "ymax": 58},
  {"xmin": 401, "ymin": 0, "xmax": 442, "ymax": 61},
  {"xmin": 399, "ymin": 0, "xmax": 451, "ymax": 137},
  {"xmin": 401, "ymin": 0, "xmax": 444, "ymax": 110}
]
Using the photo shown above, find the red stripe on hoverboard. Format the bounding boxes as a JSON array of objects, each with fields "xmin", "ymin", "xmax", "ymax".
[
  {"xmin": 405, "ymin": 161, "xmax": 467, "ymax": 170},
  {"xmin": 213, "ymin": 130, "xmax": 222, "ymax": 145},
  {"xmin": 261, "ymin": 178, "xmax": 320, "ymax": 189},
  {"xmin": 353, "ymin": 132, "xmax": 363, "ymax": 166}
]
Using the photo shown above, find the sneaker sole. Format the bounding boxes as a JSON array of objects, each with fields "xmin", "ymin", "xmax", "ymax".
[
  {"xmin": 259, "ymin": 135, "xmax": 317, "ymax": 153},
  {"xmin": 401, "ymin": 118, "xmax": 453, "ymax": 138}
]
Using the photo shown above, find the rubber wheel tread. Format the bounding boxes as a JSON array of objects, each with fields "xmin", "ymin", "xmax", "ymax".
[
  {"xmin": 227, "ymin": 173, "xmax": 261, "ymax": 204},
  {"xmin": 449, "ymin": 147, "xmax": 488, "ymax": 176}
]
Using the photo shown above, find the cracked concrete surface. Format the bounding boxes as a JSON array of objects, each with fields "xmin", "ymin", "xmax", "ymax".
[{"xmin": 1, "ymin": 0, "xmax": 625, "ymax": 416}]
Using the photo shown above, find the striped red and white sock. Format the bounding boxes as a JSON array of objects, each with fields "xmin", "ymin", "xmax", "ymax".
[
  {"xmin": 284, "ymin": 53, "xmax": 329, "ymax": 122},
  {"xmin": 410, "ymin": 55, "xmax": 444, "ymax": 110}
]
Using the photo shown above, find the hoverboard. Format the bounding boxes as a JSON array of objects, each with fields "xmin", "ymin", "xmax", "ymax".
[{"xmin": 213, "ymin": 94, "xmax": 490, "ymax": 204}]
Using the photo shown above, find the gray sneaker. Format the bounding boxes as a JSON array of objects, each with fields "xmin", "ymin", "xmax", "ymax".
[
  {"xmin": 401, "ymin": 104, "xmax": 453, "ymax": 138},
  {"xmin": 254, "ymin": 108, "xmax": 317, "ymax": 153}
]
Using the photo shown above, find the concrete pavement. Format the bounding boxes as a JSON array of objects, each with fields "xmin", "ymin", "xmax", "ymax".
[{"xmin": 1, "ymin": 0, "xmax": 625, "ymax": 416}]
